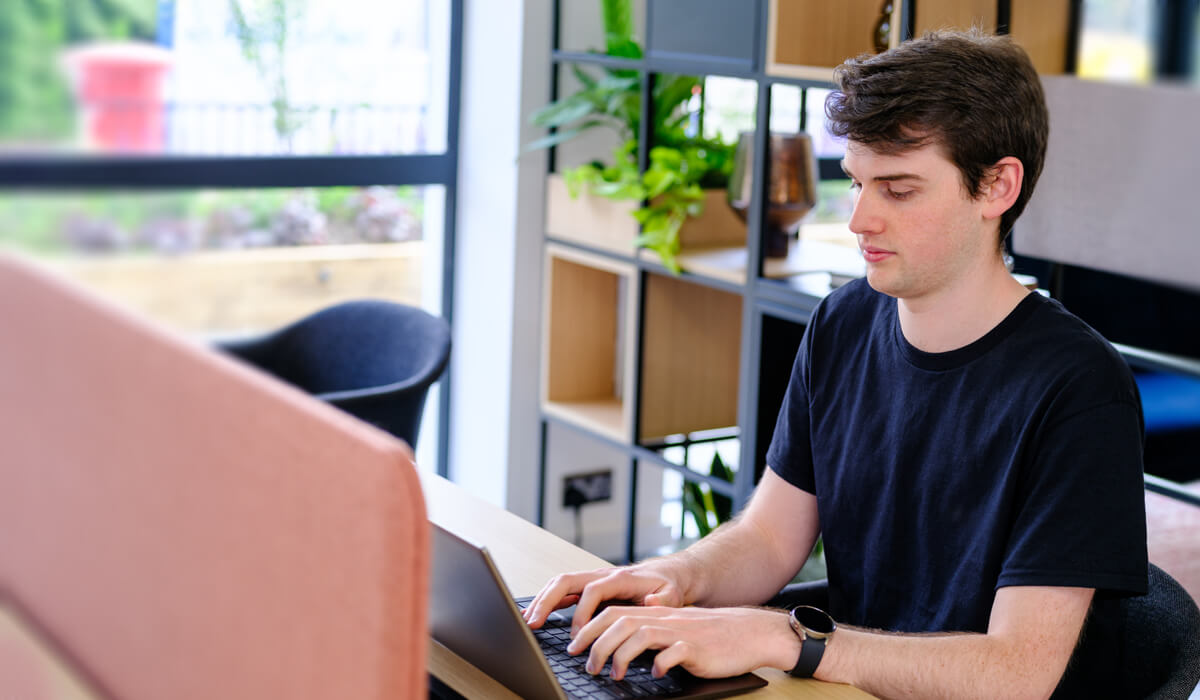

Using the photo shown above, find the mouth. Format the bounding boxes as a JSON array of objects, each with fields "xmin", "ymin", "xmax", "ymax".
[{"xmin": 859, "ymin": 246, "xmax": 894, "ymax": 264}]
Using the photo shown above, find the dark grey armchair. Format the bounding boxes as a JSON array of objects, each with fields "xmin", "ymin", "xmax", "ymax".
[
  {"xmin": 217, "ymin": 299, "xmax": 450, "ymax": 449},
  {"xmin": 1120, "ymin": 563, "xmax": 1200, "ymax": 699}
]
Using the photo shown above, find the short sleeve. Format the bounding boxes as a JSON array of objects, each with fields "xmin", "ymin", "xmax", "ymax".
[
  {"xmin": 997, "ymin": 400, "xmax": 1148, "ymax": 596},
  {"xmin": 766, "ymin": 323, "xmax": 817, "ymax": 494}
]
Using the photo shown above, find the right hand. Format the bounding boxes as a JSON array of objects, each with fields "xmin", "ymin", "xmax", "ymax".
[{"xmin": 522, "ymin": 562, "xmax": 688, "ymax": 634}]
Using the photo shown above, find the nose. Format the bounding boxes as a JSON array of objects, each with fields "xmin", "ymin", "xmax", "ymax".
[{"xmin": 848, "ymin": 189, "xmax": 882, "ymax": 236}]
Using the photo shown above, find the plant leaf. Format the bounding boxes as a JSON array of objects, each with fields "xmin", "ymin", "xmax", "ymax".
[
  {"xmin": 602, "ymin": 0, "xmax": 636, "ymax": 50},
  {"xmin": 605, "ymin": 37, "xmax": 644, "ymax": 61},
  {"xmin": 522, "ymin": 120, "xmax": 606, "ymax": 152},
  {"xmin": 571, "ymin": 63, "xmax": 598, "ymax": 90},
  {"xmin": 642, "ymin": 168, "xmax": 680, "ymax": 200},
  {"xmin": 654, "ymin": 75, "xmax": 700, "ymax": 123},
  {"xmin": 709, "ymin": 453, "xmax": 733, "ymax": 523},
  {"xmin": 682, "ymin": 480, "xmax": 712, "ymax": 537},
  {"xmin": 530, "ymin": 97, "xmax": 601, "ymax": 128},
  {"xmin": 649, "ymin": 146, "xmax": 684, "ymax": 169}
]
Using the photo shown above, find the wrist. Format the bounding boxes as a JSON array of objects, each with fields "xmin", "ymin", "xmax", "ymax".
[
  {"xmin": 769, "ymin": 610, "xmax": 805, "ymax": 672},
  {"xmin": 811, "ymin": 623, "xmax": 852, "ymax": 685},
  {"xmin": 787, "ymin": 605, "xmax": 837, "ymax": 678}
]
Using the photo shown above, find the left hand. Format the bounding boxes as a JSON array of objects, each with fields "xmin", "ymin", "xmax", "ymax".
[{"xmin": 566, "ymin": 604, "xmax": 800, "ymax": 681}]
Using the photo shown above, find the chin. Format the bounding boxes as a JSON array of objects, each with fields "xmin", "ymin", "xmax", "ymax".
[{"xmin": 864, "ymin": 270, "xmax": 903, "ymax": 299}]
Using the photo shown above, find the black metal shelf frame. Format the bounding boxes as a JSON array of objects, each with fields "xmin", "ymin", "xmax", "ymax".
[{"xmin": 537, "ymin": 0, "xmax": 828, "ymax": 563}]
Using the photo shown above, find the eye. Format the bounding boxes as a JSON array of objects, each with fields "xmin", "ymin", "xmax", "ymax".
[
  {"xmin": 887, "ymin": 188, "xmax": 914, "ymax": 201},
  {"xmin": 849, "ymin": 180, "xmax": 862, "ymax": 192}
]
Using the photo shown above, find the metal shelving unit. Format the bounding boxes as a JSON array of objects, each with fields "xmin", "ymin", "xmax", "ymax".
[{"xmin": 532, "ymin": 0, "xmax": 1189, "ymax": 564}]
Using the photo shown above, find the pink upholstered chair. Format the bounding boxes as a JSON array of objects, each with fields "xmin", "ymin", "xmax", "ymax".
[{"xmin": 0, "ymin": 254, "xmax": 429, "ymax": 700}]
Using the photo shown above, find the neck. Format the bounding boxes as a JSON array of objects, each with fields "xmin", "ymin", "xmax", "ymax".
[{"xmin": 896, "ymin": 254, "xmax": 1030, "ymax": 353}]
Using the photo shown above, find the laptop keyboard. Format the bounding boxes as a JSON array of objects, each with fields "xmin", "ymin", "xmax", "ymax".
[{"xmin": 519, "ymin": 602, "xmax": 685, "ymax": 699}]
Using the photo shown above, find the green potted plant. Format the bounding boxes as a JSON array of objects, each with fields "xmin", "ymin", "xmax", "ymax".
[{"xmin": 527, "ymin": 0, "xmax": 737, "ymax": 274}]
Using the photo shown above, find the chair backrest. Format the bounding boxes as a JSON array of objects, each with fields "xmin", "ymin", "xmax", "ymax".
[
  {"xmin": 220, "ymin": 299, "xmax": 451, "ymax": 447},
  {"xmin": 1120, "ymin": 563, "xmax": 1200, "ymax": 699},
  {"xmin": 0, "ymin": 255, "xmax": 429, "ymax": 700}
]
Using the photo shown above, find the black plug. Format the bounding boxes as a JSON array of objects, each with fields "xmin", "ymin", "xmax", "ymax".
[{"xmin": 564, "ymin": 484, "xmax": 586, "ymax": 546}]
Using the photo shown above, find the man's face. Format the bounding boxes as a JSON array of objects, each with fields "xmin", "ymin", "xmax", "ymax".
[{"xmin": 842, "ymin": 140, "xmax": 998, "ymax": 302}]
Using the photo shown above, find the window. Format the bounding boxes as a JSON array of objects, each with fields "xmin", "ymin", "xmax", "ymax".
[
  {"xmin": 1077, "ymin": 0, "xmax": 1157, "ymax": 82},
  {"xmin": 0, "ymin": 0, "xmax": 461, "ymax": 472}
]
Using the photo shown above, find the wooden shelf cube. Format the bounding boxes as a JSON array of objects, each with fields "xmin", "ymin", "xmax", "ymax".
[
  {"xmin": 639, "ymin": 273, "xmax": 743, "ymax": 442},
  {"xmin": 542, "ymin": 245, "xmax": 638, "ymax": 443},
  {"xmin": 767, "ymin": 0, "xmax": 900, "ymax": 81},
  {"xmin": 914, "ymin": 0, "xmax": 1072, "ymax": 75},
  {"xmin": 767, "ymin": 0, "xmax": 1072, "ymax": 80}
]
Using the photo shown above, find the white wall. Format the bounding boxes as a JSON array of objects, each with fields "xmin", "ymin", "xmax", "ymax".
[
  {"xmin": 448, "ymin": 0, "xmax": 550, "ymax": 517},
  {"xmin": 451, "ymin": 1, "xmax": 677, "ymax": 551}
]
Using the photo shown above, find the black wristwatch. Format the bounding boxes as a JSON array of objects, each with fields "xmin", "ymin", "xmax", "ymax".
[{"xmin": 788, "ymin": 605, "xmax": 836, "ymax": 678}]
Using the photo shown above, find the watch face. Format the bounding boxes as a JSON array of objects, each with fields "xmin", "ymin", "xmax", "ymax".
[{"xmin": 792, "ymin": 605, "xmax": 835, "ymax": 635}]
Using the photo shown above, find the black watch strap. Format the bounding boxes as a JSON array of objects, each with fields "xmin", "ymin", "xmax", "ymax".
[{"xmin": 789, "ymin": 634, "xmax": 826, "ymax": 678}]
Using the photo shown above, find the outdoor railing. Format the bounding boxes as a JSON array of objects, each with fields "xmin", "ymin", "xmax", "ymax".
[{"xmin": 70, "ymin": 100, "xmax": 433, "ymax": 156}]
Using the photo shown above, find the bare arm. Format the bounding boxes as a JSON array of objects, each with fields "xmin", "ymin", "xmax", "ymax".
[
  {"xmin": 571, "ymin": 584, "xmax": 1092, "ymax": 696},
  {"xmin": 674, "ymin": 468, "xmax": 820, "ymax": 606},
  {"xmin": 523, "ymin": 468, "xmax": 820, "ymax": 630},
  {"xmin": 816, "ymin": 585, "xmax": 1094, "ymax": 700}
]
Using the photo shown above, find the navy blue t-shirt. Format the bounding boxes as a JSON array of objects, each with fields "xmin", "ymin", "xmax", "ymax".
[{"xmin": 766, "ymin": 278, "xmax": 1148, "ymax": 637}]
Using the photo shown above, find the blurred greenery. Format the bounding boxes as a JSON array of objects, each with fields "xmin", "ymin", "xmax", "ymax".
[
  {"xmin": 814, "ymin": 179, "xmax": 854, "ymax": 224},
  {"xmin": 0, "ymin": 186, "xmax": 424, "ymax": 257},
  {"xmin": 0, "ymin": 0, "xmax": 157, "ymax": 143},
  {"xmin": 681, "ymin": 452, "xmax": 734, "ymax": 539},
  {"xmin": 228, "ymin": 0, "xmax": 309, "ymax": 146}
]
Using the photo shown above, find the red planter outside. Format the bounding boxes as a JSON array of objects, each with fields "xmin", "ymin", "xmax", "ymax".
[{"xmin": 64, "ymin": 42, "xmax": 172, "ymax": 153}]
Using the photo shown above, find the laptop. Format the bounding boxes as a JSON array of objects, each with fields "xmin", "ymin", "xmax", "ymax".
[{"xmin": 430, "ymin": 523, "xmax": 768, "ymax": 700}]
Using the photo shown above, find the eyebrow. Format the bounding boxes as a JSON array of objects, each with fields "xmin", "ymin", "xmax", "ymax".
[{"xmin": 840, "ymin": 161, "xmax": 927, "ymax": 184}]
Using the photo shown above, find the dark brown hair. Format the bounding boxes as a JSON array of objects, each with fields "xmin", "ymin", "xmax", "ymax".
[{"xmin": 825, "ymin": 30, "xmax": 1048, "ymax": 244}]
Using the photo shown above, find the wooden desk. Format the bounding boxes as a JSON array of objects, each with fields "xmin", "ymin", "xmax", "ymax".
[
  {"xmin": 0, "ymin": 600, "xmax": 105, "ymax": 700},
  {"xmin": 421, "ymin": 472, "xmax": 872, "ymax": 699}
]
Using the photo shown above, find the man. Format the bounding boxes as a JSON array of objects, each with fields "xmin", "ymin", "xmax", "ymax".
[{"xmin": 524, "ymin": 31, "xmax": 1147, "ymax": 699}]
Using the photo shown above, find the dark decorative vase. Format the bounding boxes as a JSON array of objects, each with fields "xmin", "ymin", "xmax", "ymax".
[{"xmin": 726, "ymin": 131, "xmax": 819, "ymax": 259}]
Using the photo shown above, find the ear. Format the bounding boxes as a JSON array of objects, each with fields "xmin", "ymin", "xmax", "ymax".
[{"xmin": 980, "ymin": 156, "xmax": 1023, "ymax": 221}]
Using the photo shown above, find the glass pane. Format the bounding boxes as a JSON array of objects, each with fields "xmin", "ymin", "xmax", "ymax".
[
  {"xmin": 701, "ymin": 76, "xmax": 755, "ymax": 143},
  {"xmin": 805, "ymin": 87, "xmax": 845, "ymax": 160},
  {"xmin": 650, "ymin": 436, "xmax": 739, "ymax": 541},
  {"xmin": 1077, "ymin": 0, "xmax": 1156, "ymax": 82},
  {"xmin": 766, "ymin": 85, "xmax": 845, "ymax": 161},
  {"xmin": 0, "ymin": 183, "xmax": 445, "ymax": 470},
  {"xmin": 0, "ymin": 0, "xmax": 449, "ymax": 156},
  {"xmin": 0, "ymin": 185, "xmax": 443, "ymax": 335}
]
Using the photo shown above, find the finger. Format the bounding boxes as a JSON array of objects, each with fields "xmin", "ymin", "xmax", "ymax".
[
  {"xmin": 570, "ymin": 604, "xmax": 676, "ymax": 655},
  {"xmin": 525, "ymin": 594, "xmax": 579, "ymax": 626},
  {"xmin": 583, "ymin": 613, "xmax": 644, "ymax": 677},
  {"xmin": 642, "ymin": 587, "xmax": 681, "ymax": 607},
  {"xmin": 651, "ymin": 640, "xmax": 693, "ymax": 679},
  {"xmin": 525, "ymin": 572, "xmax": 600, "ymax": 628},
  {"xmin": 570, "ymin": 576, "xmax": 616, "ymax": 634},
  {"xmin": 567, "ymin": 605, "xmax": 618, "ymax": 655},
  {"xmin": 570, "ymin": 571, "xmax": 647, "ymax": 633},
  {"xmin": 609, "ymin": 625, "xmax": 671, "ymax": 681}
]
